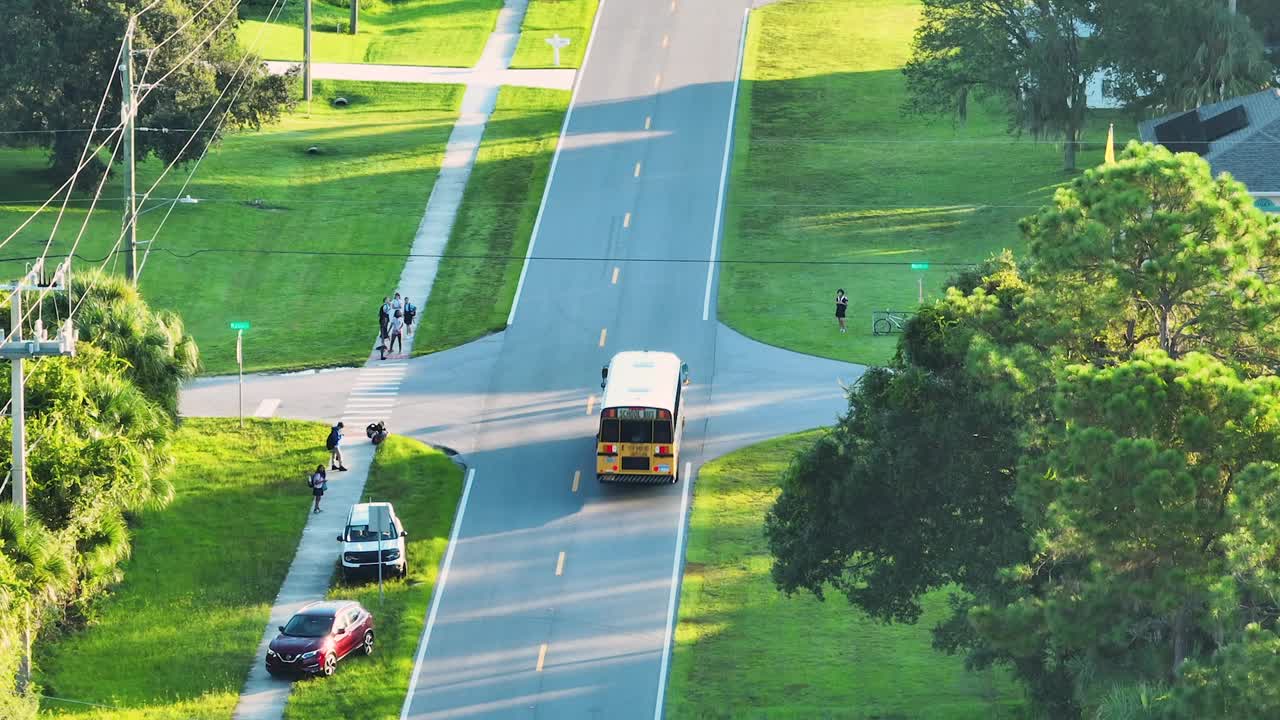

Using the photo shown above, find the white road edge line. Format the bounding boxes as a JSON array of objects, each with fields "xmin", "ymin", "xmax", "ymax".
[
  {"xmin": 702, "ymin": 7, "xmax": 750, "ymax": 323},
  {"xmin": 654, "ymin": 460, "xmax": 695, "ymax": 720},
  {"xmin": 506, "ymin": 0, "xmax": 609, "ymax": 326},
  {"xmin": 400, "ymin": 467, "xmax": 475, "ymax": 720}
]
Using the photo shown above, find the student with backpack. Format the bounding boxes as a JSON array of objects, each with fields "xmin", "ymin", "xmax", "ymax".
[
  {"xmin": 403, "ymin": 296, "xmax": 417, "ymax": 336},
  {"xmin": 308, "ymin": 465, "xmax": 328, "ymax": 513},
  {"xmin": 326, "ymin": 422, "xmax": 349, "ymax": 472},
  {"xmin": 378, "ymin": 299, "xmax": 391, "ymax": 361}
]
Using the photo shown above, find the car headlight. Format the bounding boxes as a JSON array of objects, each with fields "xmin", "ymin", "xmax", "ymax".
[
  {"xmin": 385, "ymin": 549, "xmax": 400, "ymax": 561},
  {"xmin": 300, "ymin": 650, "xmax": 318, "ymax": 659},
  {"xmin": 267, "ymin": 649, "xmax": 277, "ymax": 657},
  {"xmin": 343, "ymin": 553, "xmax": 357, "ymax": 563}
]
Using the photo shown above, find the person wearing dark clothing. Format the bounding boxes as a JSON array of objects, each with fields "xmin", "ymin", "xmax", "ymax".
[
  {"xmin": 403, "ymin": 297, "xmax": 417, "ymax": 336},
  {"xmin": 835, "ymin": 289, "xmax": 849, "ymax": 334},
  {"xmin": 326, "ymin": 422, "xmax": 348, "ymax": 471},
  {"xmin": 309, "ymin": 465, "xmax": 327, "ymax": 513},
  {"xmin": 378, "ymin": 298, "xmax": 391, "ymax": 361}
]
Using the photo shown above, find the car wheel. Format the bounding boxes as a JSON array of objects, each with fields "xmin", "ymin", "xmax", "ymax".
[
  {"xmin": 362, "ymin": 629, "xmax": 375, "ymax": 656},
  {"xmin": 322, "ymin": 653, "xmax": 336, "ymax": 677}
]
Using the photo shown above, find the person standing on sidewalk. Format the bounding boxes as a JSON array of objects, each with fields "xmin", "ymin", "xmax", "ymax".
[
  {"xmin": 403, "ymin": 296, "xmax": 417, "ymax": 337},
  {"xmin": 326, "ymin": 422, "xmax": 349, "ymax": 472},
  {"xmin": 388, "ymin": 310, "xmax": 405, "ymax": 357},
  {"xmin": 309, "ymin": 465, "xmax": 328, "ymax": 513},
  {"xmin": 835, "ymin": 289, "xmax": 849, "ymax": 334},
  {"xmin": 391, "ymin": 292, "xmax": 404, "ymax": 319},
  {"xmin": 378, "ymin": 299, "xmax": 391, "ymax": 361}
]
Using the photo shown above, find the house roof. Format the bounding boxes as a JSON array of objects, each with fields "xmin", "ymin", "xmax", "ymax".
[{"xmin": 1138, "ymin": 88, "xmax": 1280, "ymax": 193}]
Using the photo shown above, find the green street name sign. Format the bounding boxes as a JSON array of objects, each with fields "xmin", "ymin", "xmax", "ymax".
[
  {"xmin": 229, "ymin": 321, "xmax": 251, "ymax": 330},
  {"xmin": 910, "ymin": 262, "xmax": 929, "ymax": 271}
]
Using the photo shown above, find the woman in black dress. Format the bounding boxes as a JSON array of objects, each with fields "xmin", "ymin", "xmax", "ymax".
[{"xmin": 835, "ymin": 289, "xmax": 848, "ymax": 334}]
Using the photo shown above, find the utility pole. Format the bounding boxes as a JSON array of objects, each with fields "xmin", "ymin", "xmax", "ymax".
[
  {"xmin": 304, "ymin": 0, "xmax": 313, "ymax": 102},
  {"xmin": 120, "ymin": 18, "xmax": 139, "ymax": 284},
  {"xmin": 350, "ymin": 0, "xmax": 359, "ymax": 35},
  {"xmin": 1229, "ymin": 0, "xmax": 1237, "ymax": 14},
  {"xmin": 1, "ymin": 259, "xmax": 76, "ymax": 695}
]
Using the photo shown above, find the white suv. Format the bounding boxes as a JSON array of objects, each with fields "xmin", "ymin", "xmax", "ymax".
[{"xmin": 337, "ymin": 502, "xmax": 407, "ymax": 582}]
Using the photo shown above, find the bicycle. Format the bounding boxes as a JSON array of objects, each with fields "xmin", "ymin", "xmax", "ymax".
[{"xmin": 872, "ymin": 310, "xmax": 912, "ymax": 336}]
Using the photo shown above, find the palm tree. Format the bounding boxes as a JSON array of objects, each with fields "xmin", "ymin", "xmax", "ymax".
[
  {"xmin": 0, "ymin": 504, "xmax": 72, "ymax": 694},
  {"xmin": 36, "ymin": 270, "xmax": 201, "ymax": 417}
]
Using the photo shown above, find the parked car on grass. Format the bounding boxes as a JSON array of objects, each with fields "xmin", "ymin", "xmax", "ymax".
[
  {"xmin": 337, "ymin": 502, "xmax": 408, "ymax": 582},
  {"xmin": 265, "ymin": 600, "xmax": 374, "ymax": 677}
]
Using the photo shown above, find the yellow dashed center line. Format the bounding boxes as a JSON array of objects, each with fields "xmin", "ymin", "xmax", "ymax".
[
  {"xmin": 586, "ymin": 396, "xmax": 595, "ymax": 415},
  {"xmin": 555, "ymin": 552, "xmax": 566, "ymax": 576},
  {"xmin": 572, "ymin": 470, "xmax": 581, "ymax": 492},
  {"xmin": 662, "ymin": 34, "xmax": 670, "ymax": 49},
  {"xmin": 536, "ymin": 643, "xmax": 548, "ymax": 672},
  {"xmin": 654, "ymin": 73, "xmax": 662, "ymax": 89},
  {"xmin": 612, "ymin": 267, "xmax": 620, "ymax": 284},
  {"xmin": 599, "ymin": 328, "xmax": 607, "ymax": 347},
  {"xmin": 644, "ymin": 116, "xmax": 652, "ymax": 130},
  {"xmin": 623, "ymin": 211, "xmax": 631, "ymax": 228},
  {"xmin": 634, "ymin": 162, "xmax": 642, "ymax": 177},
  {"xmin": 670, "ymin": 0, "xmax": 676, "ymax": 12}
]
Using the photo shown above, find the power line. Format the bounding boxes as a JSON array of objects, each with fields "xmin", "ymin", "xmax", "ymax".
[
  {"xmin": 138, "ymin": 0, "xmax": 292, "ymax": 278},
  {"xmin": 0, "ymin": 247, "xmax": 984, "ymax": 267}
]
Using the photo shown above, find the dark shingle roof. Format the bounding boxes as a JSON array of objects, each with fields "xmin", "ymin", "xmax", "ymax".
[{"xmin": 1138, "ymin": 88, "xmax": 1280, "ymax": 192}]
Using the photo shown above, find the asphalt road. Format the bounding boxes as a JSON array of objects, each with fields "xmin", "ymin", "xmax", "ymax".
[
  {"xmin": 399, "ymin": 1, "xmax": 767, "ymax": 718},
  {"xmin": 180, "ymin": 0, "xmax": 863, "ymax": 716}
]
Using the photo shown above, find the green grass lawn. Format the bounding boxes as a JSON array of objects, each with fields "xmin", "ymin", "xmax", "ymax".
[
  {"xmin": 667, "ymin": 431, "xmax": 1024, "ymax": 719},
  {"xmin": 36, "ymin": 418, "xmax": 330, "ymax": 719},
  {"xmin": 283, "ymin": 435, "xmax": 463, "ymax": 719},
  {"xmin": 413, "ymin": 85, "xmax": 570, "ymax": 354},
  {"xmin": 507, "ymin": 0, "xmax": 600, "ymax": 69},
  {"xmin": 718, "ymin": 0, "xmax": 1127, "ymax": 366},
  {"xmin": 239, "ymin": 0, "xmax": 502, "ymax": 67},
  {"xmin": 0, "ymin": 80, "xmax": 460, "ymax": 375}
]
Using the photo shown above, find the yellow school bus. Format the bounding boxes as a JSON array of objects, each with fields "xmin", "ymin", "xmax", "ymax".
[{"xmin": 596, "ymin": 351, "xmax": 688, "ymax": 484}]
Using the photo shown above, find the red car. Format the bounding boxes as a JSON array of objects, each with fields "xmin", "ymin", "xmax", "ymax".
[{"xmin": 265, "ymin": 600, "xmax": 374, "ymax": 677}]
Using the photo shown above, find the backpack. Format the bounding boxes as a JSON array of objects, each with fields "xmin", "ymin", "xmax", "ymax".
[
  {"xmin": 405, "ymin": 302, "xmax": 416, "ymax": 316},
  {"xmin": 325, "ymin": 427, "xmax": 339, "ymax": 450}
]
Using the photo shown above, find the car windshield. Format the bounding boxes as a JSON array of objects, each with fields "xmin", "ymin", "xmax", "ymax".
[
  {"xmin": 282, "ymin": 614, "xmax": 333, "ymax": 638},
  {"xmin": 345, "ymin": 523, "xmax": 395, "ymax": 542}
]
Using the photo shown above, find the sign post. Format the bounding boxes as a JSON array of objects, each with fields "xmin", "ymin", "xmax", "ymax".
[
  {"xmin": 545, "ymin": 34, "xmax": 571, "ymax": 67},
  {"xmin": 230, "ymin": 322, "xmax": 250, "ymax": 427},
  {"xmin": 369, "ymin": 504, "xmax": 391, "ymax": 605},
  {"xmin": 910, "ymin": 262, "xmax": 929, "ymax": 304}
]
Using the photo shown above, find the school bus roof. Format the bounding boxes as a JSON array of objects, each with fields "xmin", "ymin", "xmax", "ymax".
[{"xmin": 601, "ymin": 351, "xmax": 682, "ymax": 413}]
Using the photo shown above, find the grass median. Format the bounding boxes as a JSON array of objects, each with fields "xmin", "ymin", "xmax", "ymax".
[
  {"xmin": 36, "ymin": 418, "xmax": 330, "ymax": 720},
  {"xmin": 508, "ymin": 0, "xmax": 600, "ymax": 69},
  {"xmin": 239, "ymin": 0, "xmax": 502, "ymax": 67},
  {"xmin": 283, "ymin": 435, "xmax": 463, "ymax": 719},
  {"xmin": 413, "ymin": 85, "xmax": 571, "ymax": 354},
  {"xmin": 0, "ymin": 80, "xmax": 459, "ymax": 375},
  {"xmin": 718, "ymin": 0, "xmax": 1121, "ymax": 367},
  {"xmin": 667, "ymin": 430, "xmax": 1023, "ymax": 719}
]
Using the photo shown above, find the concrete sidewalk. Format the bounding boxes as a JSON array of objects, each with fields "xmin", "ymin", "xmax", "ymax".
[
  {"xmin": 264, "ymin": 61, "xmax": 575, "ymax": 90},
  {"xmin": 231, "ymin": 2, "xmax": 540, "ymax": 718}
]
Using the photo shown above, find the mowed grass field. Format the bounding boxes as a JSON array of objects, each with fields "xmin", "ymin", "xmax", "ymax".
[
  {"xmin": 36, "ymin": 419, "xmax": 331, "ymax": 720},
  {"xmin": 718, "ymin": 0, "xmax": 1124, "ymax": 366},
  {"xmin": 667, "ymin": 431, "xmax": 1024, "ymax": 719},
  {"xmin": 508, "ymin": 0, "xmax": 600, "ymax": 69},
  {"xmin": 414, "ymin": 86, "xmax": 570, "ymax": 354},
  {"xmin": 0, "ymin": 80, "xmax": 460, "ymax": 375},
  {"xmin": 284, "ymin": 435, "xmax": 463, "ymax": 719},
  {"xmin": 239, "ymin": 0, "xmax": 502, "ymax": 67}
]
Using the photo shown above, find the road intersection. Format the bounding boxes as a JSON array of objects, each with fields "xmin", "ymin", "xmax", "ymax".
[{"xmin": 181, "ymin": 0, "xmax": 864, "ymax": 717}]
